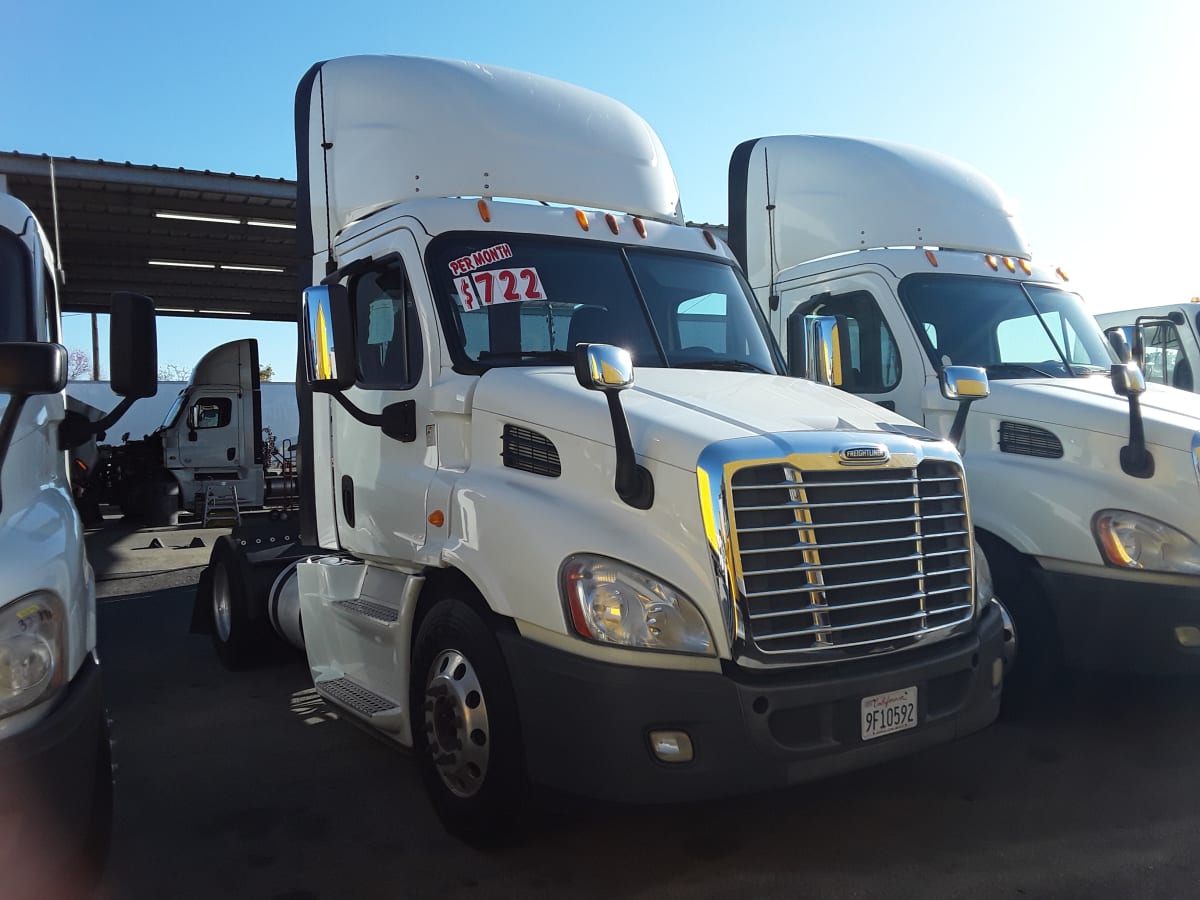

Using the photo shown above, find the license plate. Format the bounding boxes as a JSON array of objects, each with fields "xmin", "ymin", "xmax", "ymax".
[{"xmin": 861, "ymin": 686, "xmax": 918, "ymax": 741}]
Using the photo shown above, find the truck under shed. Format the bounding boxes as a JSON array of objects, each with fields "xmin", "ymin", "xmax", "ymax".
[{"xmin": 0, "ymin": 151, "xmax": 298, "ymax": 323}]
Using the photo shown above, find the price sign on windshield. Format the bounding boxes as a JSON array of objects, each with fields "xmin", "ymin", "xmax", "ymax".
[{"xmin": 455, "ymin": 267, "xmax": 546, "ymax": 311}]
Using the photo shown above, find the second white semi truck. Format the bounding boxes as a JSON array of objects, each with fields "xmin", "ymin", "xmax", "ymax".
[
  {"xmin": 0, "ymin": 191, "xmax": 156, "ymax": 890},
  {"xmin": 201, "ymin": 56, "xmax": 1008, "ymax": 843},
  {"xmin": 729, "ymin": 135, "xmax": 1200, "ymax": 687}
]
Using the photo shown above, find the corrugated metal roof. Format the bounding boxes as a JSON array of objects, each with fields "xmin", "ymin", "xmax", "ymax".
[{"xmin": 0, "ymin": 151, "xmax": 299, "ymax": 321}]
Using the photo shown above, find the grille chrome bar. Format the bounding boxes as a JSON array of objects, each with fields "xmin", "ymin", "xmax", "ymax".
[
  {"xmin": 728, "ymin": 458, "xmax": 973, "ymax": 663},
  {"xmin": 754, "ymin": 604, "xmax": 973, "ymax": 641}
]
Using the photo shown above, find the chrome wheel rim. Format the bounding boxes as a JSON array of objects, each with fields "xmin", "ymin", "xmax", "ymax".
[
  {"xmin": 423, "ymin": 649, "xmax": 490, "ymax": 799},
  {"xmin": 213, "ymin": 565, "xmax": 233, "ymax": 643}
]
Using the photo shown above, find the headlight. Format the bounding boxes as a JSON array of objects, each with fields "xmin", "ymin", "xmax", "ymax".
[
  {"xmin": 1092, "ymin": 510, "xmax": 1200, "ymax": 575},
  {"xmin": 560, "ymin": 555, "xmax": 715, "ymax": 656},
  {"xmin": 974, "ymin": 543, "xmax": 994, "ymax": 610},
  {"xmin": 0, "ymin": 593, "xmax": 66, "ymax": 719}
]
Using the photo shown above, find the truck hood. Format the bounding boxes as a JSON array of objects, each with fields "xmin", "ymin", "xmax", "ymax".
[
  {"xmin": 978, "ymin": 377, "xmax": 1200, "ymax": 447},
  {"xmin": 473, "ymin": 368, "xmax": 932, "ymax": 468}
]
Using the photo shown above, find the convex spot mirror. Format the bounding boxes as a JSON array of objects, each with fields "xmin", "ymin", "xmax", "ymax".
[
  {"xmin": 0, "ymin": 342, "xmax": 67, "ymax": 396},
  {"xmin": 940, "ymin": 366, "xmax": 990, "ymax": 401},
  {"xmin": 1111, "ymin": 361, "xmax": 1147, "ymax": 397},
  {"xmin": 574, "ymin": 343, "xmax": 634, "ymax": 391},
  {"xmin": 303, "ymin": 284, "xmax": 355, "ymax": 392},
  {"xmin": 110, "ymin": 292, "xmax": 158, "ymax": 399}
]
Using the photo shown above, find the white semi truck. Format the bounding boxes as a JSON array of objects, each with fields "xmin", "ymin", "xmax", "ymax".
[
  {"xmin": 201, "ymin": 56, "xmax": 1008, "ymax": 842},
  {"xmin": 728, "ymin": 135, "xmax": 1200, "ymax": 684},
  {"xmin": 0, "ymin": 192, "xmax": 156, "ymax": 887},
  {"xmin": 1096, "ymin": 303, "xmax": 1200, "ymax": 393},
  {"xmin": 91, "ymin": 338, "xmax": 267, "ymax": 523}
]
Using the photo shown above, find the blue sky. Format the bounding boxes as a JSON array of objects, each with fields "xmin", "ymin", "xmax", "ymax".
[{"xmin": 6, "ymin": 0, "xmax": 1197, "ymax": 380}]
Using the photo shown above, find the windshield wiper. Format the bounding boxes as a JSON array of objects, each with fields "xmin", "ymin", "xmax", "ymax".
[
  {"xmin": 675, "ymin": 359, "xmax": 771, "ymax": 373},
  {"xmin": 477, "ymin": 350, "xmax": 574, "ymax": 364},
  {"xmin": 984, "ymin": 362, "xmax": 1057, "ymax": 379}
]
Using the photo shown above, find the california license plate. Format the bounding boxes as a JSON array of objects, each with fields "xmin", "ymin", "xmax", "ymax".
[{"xmin": 861, "ymin": 686, "xmax": 918, "ymax": 741}]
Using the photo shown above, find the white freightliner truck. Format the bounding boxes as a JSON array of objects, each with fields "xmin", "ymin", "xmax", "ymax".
[
  {"xmin": 201, "ymin": 57, "xmax": 1007, "ymax": 841},
  {"xmin": 90, "ymin": 338, "xmax": 267, "ymax": 522},
  {"xmin": 728, "ymin": 135, "xmax": 1200, "ymax": 681},
  {"xmin": 0, "ymin": 192, "xmax": 156, "ymax": 886},
  {"xmin": 1095, "ymin": 303, "xmax": 1200, "ymax": 393}
]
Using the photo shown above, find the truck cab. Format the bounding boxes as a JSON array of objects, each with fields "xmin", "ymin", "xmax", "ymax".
[
  {"xmin": 1096, "ymin": 302, "xmax": 1200, "ymax": 393},
  {"xmin": 156, "ymin": 338, "xmax": 265, "ymax": 510},
  {"xmin": 0, "ymin": 192, "xmax": 155, "ymax": 889},
  {"xmin": 205, "ymin": 57, "xmax": 1007, "ymax": 844},
  {"xmin": 730, "ymin": 135, "xmax": 1200, "ymax": 680}
]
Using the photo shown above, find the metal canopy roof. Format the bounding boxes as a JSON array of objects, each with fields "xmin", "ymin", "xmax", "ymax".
[{"xmin": 0, "ymin": 152, "xmax": 299, "ymax": 322}]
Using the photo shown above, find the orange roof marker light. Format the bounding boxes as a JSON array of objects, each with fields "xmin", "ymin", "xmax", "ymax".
[
  {"xmin": 633, "ymin": 217, "xmax": 648, "ymax": 239},
  {"xmin": 704, "ymin": 230, "xmax": 718, "ymax": 250},
  {"xmin": 985, "ymin": 255, "xmax": 999, "ymax": 271},
  {"xmin": 476, "ymin": 199, "xmax": 491, "ymax": 223},
  {"xmin": 575, "ymin": 209, "xmax": 590, "ymax": 232},
  {"xmin": 1003, "ymin": 257, "xmax": 1017, "ymax": 273},
  {"xmin": 605, "ymin": 213, "xmax": 620, "ymax": 235},
  {"xmin": 1056, "ymin": 266, "xmax": 1069, "ymax": 282},
  {"xmin": 1019, "ymin": 259, "xmax": 1032, "ymax": 275},
  {"xmin": 924, "ymin": 249, "xmax": 939, "ymax": 267},
  {"xmin": 428, "ymin": 510, "xmax": 445, "ymax": 528}
]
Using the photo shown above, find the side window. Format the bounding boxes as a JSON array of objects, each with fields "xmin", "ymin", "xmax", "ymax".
[
  {"xmin": 352, "ymin": 263, "xmax": 423, "ymax": 388},
  {"xmin": 191, "ymin": 397, "xmax": 231, "ymax": 429},
  {"xmin": 797, "ymin": 289, "xmax": 901, "ymax": 392}
]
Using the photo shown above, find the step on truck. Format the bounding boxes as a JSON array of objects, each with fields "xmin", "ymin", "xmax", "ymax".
[
  {"xmin": 729, "ymin": 135, "xmax": 1200, "ymax": 684},
  {"xmin": 0, "ymin": 192, "xmax": 156, "ymax": 892},
  {"xmin": 201, "ymin": 56, "xmax": 1008, "ymax": 842}
]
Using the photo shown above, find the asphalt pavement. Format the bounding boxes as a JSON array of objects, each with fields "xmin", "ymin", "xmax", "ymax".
[{"xmin": 84, "ymin": 526, "xmax": 1200, "ymax": 900}]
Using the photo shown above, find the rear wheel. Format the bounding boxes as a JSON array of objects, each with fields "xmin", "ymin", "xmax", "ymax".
[
  {"xmin": 207, "ymin": 537, "xmax": 270, "ymax": 670},
  {"xmin": 411, "ymin": 597, "xmax": 526, "ymax": 846}
]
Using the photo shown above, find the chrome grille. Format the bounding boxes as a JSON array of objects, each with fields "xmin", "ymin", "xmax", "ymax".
[{"xmin": 731, "ymin": 460, "xmax": 973, "ymax": 660}]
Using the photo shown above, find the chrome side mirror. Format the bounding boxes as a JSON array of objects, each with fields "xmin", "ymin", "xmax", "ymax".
[
  {"xmin": 940, "ymin": 365, "xmax": 990, "ymax": 402},
  {"xmin": 302, "ymin": 284, "xmax": 354, "ymax": 392},
  {"xmin": 1111, "ymin": 361, "xmax": 1147, "ymax": 398},
  {"xmin": 574, "ymin": 343, "xmax": 634, "ymax": 391}
]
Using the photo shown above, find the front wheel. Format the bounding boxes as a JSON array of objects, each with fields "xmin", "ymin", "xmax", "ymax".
[{"xmin": 411, "ymin": 598, "xmax": 526, "ymax": 846}]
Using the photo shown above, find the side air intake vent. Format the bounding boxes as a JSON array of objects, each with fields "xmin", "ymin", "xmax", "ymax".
[
  {"xmin": 999, "ymin": 421, "xmax": 1064, "ymax": 459},
  {"xmin": 502, "ymin": 424, "xmax": 561, "ymax": 477}
]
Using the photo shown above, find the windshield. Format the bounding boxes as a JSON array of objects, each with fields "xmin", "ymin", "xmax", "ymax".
[
  {"xmin": 898, "ymin": 274, "xmax": 1115, "ymax": 379},
  {"xmin": 161, "ymin": 391, "xmax": 188, "ymax": 429},
  {"xmin": 0, "ymin": 229, "xmax": 32, "ymax": 343},
  {"xmin": 429, "ymin": 234, "xmax": 781, "ymax": 374}
]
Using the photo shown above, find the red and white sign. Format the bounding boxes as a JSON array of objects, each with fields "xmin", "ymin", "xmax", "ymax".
[
  {"xmin": 455, "ymin": 267, "xmax": 546, "ymax": 311},
  {"xmin": 448, "ymin": 243, "xmax": 514, "ymax": 277}
]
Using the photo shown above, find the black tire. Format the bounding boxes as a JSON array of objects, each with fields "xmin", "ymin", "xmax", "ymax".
[
  {"xmin": 82, "ymin": 715, "xmax": 114, "ymax": 883},
  {"xmin": 207, "ymin": 536, "xmax": 270, "ymax": 670},
  {"xmin": 411, "ymin": 598, "xmax": 526, "ymax": 846},
  {"xmin": 980, "ymin": 534, "xmax": 1063, "ymax": 717}
]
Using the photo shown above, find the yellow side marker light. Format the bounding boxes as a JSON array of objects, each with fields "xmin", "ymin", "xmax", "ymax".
[
  {"xmin": 985, "ymin": 255, "xmax": 999, "ymax": 271},
  {"xmin": 575, "ymin": 209, "xmax": 590, "ymax": 231},
  {"xmin": 1003, "ymin": 257, "xmax": 1017, "ymax": 273},
  {"xmin": 1019, "ymin": 259, "xmax": 1032, "ymax": 275},
  {"xmin": 428, "ymin": 510, "xmax": 445, "ymax": 528}
]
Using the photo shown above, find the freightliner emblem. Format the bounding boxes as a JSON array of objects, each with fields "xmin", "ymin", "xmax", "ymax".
[{"xmin": 838, "ymin": 445, "xmax": 890, "ymax": 466}]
